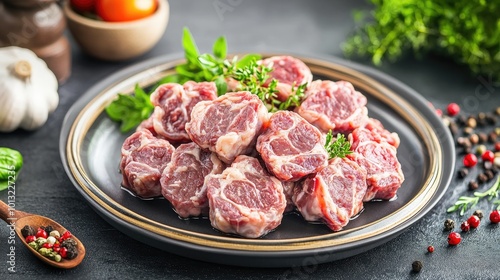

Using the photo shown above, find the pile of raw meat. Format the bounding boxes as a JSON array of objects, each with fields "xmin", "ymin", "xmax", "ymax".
[{"xmin": 119, "ymin": 56, "xmax": 405, "ymax": 238}]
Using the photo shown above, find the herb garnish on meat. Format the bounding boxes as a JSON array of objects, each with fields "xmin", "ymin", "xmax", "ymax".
[{"xmin": 324, "ymin": 131, "xmax": 352, "ymax": 159}]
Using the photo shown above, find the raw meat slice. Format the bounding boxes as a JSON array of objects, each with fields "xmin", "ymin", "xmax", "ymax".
[
  {"xmin": 293, "ymin": 157, "xmax": 367, "ymax": 231},
  {"xmin": 120, "ymin": 130, "xmax": 175, "ymax": 198},
  {"xmin": 296, "ymin": 80, "xmax": 368, "ymax": 133},
  {"xmin": 150, "ymin": 81, "xmax": 217, "ymax": 142},
  {"xmin": 350, "ymin": 119, "xmax": 400, "ymax": 149},
  {"xmin": 205, "ymin": 155, "xmax": 286, "ymax": 238},
  {"xmin": 256, "ymin": 110, "xmax": 328, "ymax": 181},
  {"xmin": 186, "ymin": 91, "xmax": 269, "ymax": 164},
  {"xmin": 161, "ymin": 142, "xmax": 224, "ymax": 218},
  {"xmin": 348, "ymin": 129, "xmax": 405, "ymax": 201},
  {"xmin": 261, "ymin": 56, "xmax": 313, "ymax": 102}
]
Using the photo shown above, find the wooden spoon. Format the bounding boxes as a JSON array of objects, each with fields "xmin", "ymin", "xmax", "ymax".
[{"xmin": 0, "ymin": 200, "xmax": 85, "ymax": 269}]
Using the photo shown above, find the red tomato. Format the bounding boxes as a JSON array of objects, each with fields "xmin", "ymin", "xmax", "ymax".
[
  {"xmin": 71, "ymin": 0, "xmax": 96, "ymax": 13},
  {"xmin": 95, "ymin": 0, "xmax": 158, "ymax": 22}
]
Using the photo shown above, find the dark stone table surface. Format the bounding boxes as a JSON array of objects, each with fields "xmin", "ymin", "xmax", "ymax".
[{"xmin": 1, "ymin": 0, "xmax": 499, "ymax": 279}]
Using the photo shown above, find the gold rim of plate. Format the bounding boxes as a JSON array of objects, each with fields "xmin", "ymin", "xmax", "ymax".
[{"xmin": 65, "ymin": 56, "xmax": 442, "ymax": 252}]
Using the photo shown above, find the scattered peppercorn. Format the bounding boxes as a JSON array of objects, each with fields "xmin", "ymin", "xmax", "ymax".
[
  {"xmin": 427, "ymin": 246, "xmax": 434, "ymax": 253},
  {"xmin": 21, "ymin": 225, "xmax": 36, "ymax": 238},
  {"xmin": 460, "ymin": 221, "xmax": 470, "ymax": 232},
  {"xmin": 488, "ymin": 132, "xmax": 497, "ymax": 143},
  {"xmin": 486, "ymin": 114, "xmax": 496, "ymax": 125},
  {"xmin": 469, "ymin": 134, "xmax": 479, "ymax": 144},
  {"xmin": 467, "ymin": 215, "xmax": 481, "ymax": 228},
  {"xmin": 477, "ymin": 173, "xmax": 488, "ymax": 183},
  {"xmin": 468, "ymin": 180, "xmax": 479, "ymax": 191},
  {"xmin": 412, "ymin": 260, "xmax": 423, "ymax": 273},
  {"xmin": 23, "ymin": 224, "xmax": 78, "ymax": 262},
  {"xmin": 473, "ymin": 210, "xmax": 484, "ymax": 219},
  {"xmin": 485, "ymin": 170, "xmax": 495, "ymax": 181},
  {"xmin": 444, "ymin": 218, "xmax": 455, "ymax": 231},
  {"xmin": 463, "ymin": 153, "xmax": 478, "ymax": 167},
  {"xmin": 495, "ymin": 107, "xmax": 500, "ymax": 116},
  {"xmin": 483, "ymin": 161, "xmax": 493, "ymax": 170},
  {"xmin": 482, "ymin": 150, "xmax": 495, "ymax": 162},
  {"xmin": 478, "ymin": 132, "xmax": 488, "ymax": 143},
  {"xmin": 458, "ymin": 168, "xmax": 469, "ymax": 178},
  {"xmin": 467, "ymin": 117, "xmax": 477, "ymax": 129},
  {"xmin": 463, "ymin": 127, "xmax": 474, "ymax": 135},
  {"xmin": 447, "ymin": 232, "xmax": 462, "ymax": 246},
  {"xmin": 490, "ymin": 210, "xmax": 500, "ymax": 224}
]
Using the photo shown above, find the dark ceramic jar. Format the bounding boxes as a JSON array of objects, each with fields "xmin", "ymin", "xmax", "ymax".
[{"xmin": 0, "ymin": 0, "xmax": 71, "ymax": 83}]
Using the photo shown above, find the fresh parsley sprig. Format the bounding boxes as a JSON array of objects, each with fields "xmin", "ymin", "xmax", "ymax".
[
  {"xmin": 447, "ymin": 176, "xmax": 500, "ymax": 216},
  {"xmin": 105, "ymin": 84, "xmax": 154, "ymax": 133},
  {"xmin": 324, "ymin": 131, "xmax": 352, "ymax": 159}
]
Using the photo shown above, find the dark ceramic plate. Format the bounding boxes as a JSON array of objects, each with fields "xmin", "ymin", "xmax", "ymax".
[{"xmin": 60, "ymin": 53, "xmax": 455, "ymax": 267}]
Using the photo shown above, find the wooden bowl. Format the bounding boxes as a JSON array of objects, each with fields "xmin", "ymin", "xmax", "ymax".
[{"xmin": 63, "ymin": 0, "xmax": 169, "ymax": 61}]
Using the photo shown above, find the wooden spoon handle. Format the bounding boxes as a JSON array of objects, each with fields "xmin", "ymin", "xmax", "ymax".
[{"xmin": 0, "ymin": 199, "xmax": 32, "ymax": 222}]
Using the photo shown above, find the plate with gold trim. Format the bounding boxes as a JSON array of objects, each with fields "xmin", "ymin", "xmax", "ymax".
[{"xmin": 60, "ymin": 53, "xmax": 454, "ymax": 267}]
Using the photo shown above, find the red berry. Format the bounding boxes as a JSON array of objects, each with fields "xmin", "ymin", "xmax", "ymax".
[
  {"xmin": 60, "ymin": 247, "xmax": 68, "ymax": 259},
  {"xmin": 490, "ymin": 210, "xmax": 500, "ymax": 224},
  {"xmin": 42, "ymin": 242, "xmax": 53, "ymax": 249},
  {"xmin": 481, "ymin": 150, "xmax": 495, "ymax": 163},
  {"xmin": 448, "ymin": 232, "xmax": 461, "ymax": 246},
  {"xmin": 447, "ymin": 103, "xmax": 460, "ymax": 116},
  {"xmin": 435, "ymin": 109, "xmax": 443, "ymax": 117},
  {"xmin": 35, "ymin": 228, "xmax": 48, "ymax": 239},
  {"xmin": 467, "ymin": 215, "xmax": 481, "ymax": 228},
  {"xmin": 495, "ymin": 142, "xmax": 500, "ymax": 152},
  {"xmin": 460, "ymin": 221, "xmax": 470, "ymax": 232},
  {"xmin": 427, "ymin": 246, "xmax": 434, "ymax": 253},
  {"xmin": 463, "ymin": 153, "xmax": 478, "ymax": 167},
  {"xmin": 60, "ymin": 231, "xmax": 72, "ymax": 242},
  {"xmin": 25, "ymin": 235, "xmax": 36, "ymax": 243}
]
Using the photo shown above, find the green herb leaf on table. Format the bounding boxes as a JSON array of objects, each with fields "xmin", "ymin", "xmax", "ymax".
[
  {"xmin": 324, "ymin": 132, "xmax": 352, "ymax": 159},
  {"xmin": 0, "ymin": 147, "xmax": 23, "ymax": 191},
  {"xmin": 105, "ymin": 84, "xmax": 154, "ymax": 133},
  {"xmin": 447, "ymin": 176, "xmax": 500, "ymax": 215}
]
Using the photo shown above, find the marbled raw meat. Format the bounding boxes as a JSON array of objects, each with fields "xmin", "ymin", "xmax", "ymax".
[
  {"xmin": 161, "ymin": 142, "xmax": 224, "ymax": 218},
  {"xmin": 120, "ymin": 130, "xmax": 175, "ymax": 198},
  {"xmin": 293, "ymin": 157, "xmax": 367, "ymax": 231},
  {"xmin": 261, "ymin": 55, "xmax": 313, "ymax": 102},
  {"xmin": 150, "ymin": 81, "xmax": 217, "ymax": 142},
  {"xmin": 256, "ymin": 110, "xmax": 328, "ymax": 181},
  {"xmin": 296, "ymin": 80, "xmax": 368, "ymax": 133},
  {"xmin": 186, "ymin": 91, "xmax": 269, "ymax": 164},
  {"xmin": 205, "ymin": 155, "xmax": 286, "ymax": 238}
]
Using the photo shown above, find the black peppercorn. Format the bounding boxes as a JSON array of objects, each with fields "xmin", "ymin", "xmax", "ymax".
[
  {"xmin": 489, "ymin": 132, "xmax": 497, "ymax": 143},
  {"xmin": 412, "ymin": 260, "xmax": 423, "ymax": 273},
  {"xmin": 478, "ymin": 132, "xmax": 488, "ymax": 143},
  {"xmin": 444, "ymin": 219, "xmax": 455, "ymax": 231},
  {"xmin": 458, "ymin": 168, "xmax": 469, "ymax": 178},
  {"xmin": 486, "ymin": 113, "xmax": 496, "ymax": 125},
  {"xmin": 463, "ymin": 127, "xmax": 474, "ymax": 136},
  {"xmin": 485, "ymin": 170, "xmax": 495, "ymax": 181},
  {"xmin": 44, "ymin": 225, "xmax": 54, "ymax": 236},
  {"xmin": 477, "ymin": 173, "xmax": 488, "ymax": 183},
  {"xmin": 473, "ymin": 210, "xmax": 484, "ymax": 220},
  {"xmin": 61, "ymin": 238, "xmax": 78, "ymax": 250},
  {"xmin": 457, "ymin": 115, "xmax": 467, "ymax": 126},
  {"xmin": 477, "ymin": 112, "xmax": 487, "ymax": 126},
  {"xmin": 21, "ymin": 225, "xmax": 36, "ymax": 238},
  {"xmin": 65, "ymin": 246, "xmax": 79, "ymax": 260},
  {"xmin": 468, "ymin": 181, "xmax": 479, "ymax": 191}
]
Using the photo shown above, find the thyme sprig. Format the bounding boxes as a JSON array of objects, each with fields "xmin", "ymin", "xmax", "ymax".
[
  {"xmin": 324, "ymin": 131, "xmax": 352, "ymax": 159},
  {"xmin": 447, "ymin": 176, "xmax": 500, "ymax": 216}
]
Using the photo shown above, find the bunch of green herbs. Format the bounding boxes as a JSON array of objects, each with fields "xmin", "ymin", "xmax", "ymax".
[{"xmin": 343, "ymin": 0, "xmax": 500, "ymax": 81}]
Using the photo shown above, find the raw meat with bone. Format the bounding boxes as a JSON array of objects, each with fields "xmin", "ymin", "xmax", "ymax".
[
  {"xmin": 150, "ymin": 81, "xmax": 217, "ymax": 142},
  {"xmin": 161, "ymin": 142, "xmax": 224, "ymax": 218},
  {"xmin": 186, "ymin": 91, "xmax": 269, "ymax": 164},
  {"xmin": 256, "ymin": 110, "xmax": 328, "ymax": 182},
  {"xmin": 293, "ymin": 157, "xmax": 367, "ymax": 231},
  {"xmin": 261, "ymin": 55, "xmax": 313, "ymax": 102},
  {"xmin": 206, "ymin": 155, "xmax": 286, "ymax": 238},
  {"xmin": 348, "ymin": 127, "xmax": 405, "ymax": 201},
  {"xmin": 120, "ymin": 130, "xmax": 175, "ymax": 198},
  {"xmin": 297, "ymin": 80, "xmax": 368, "ymax": 133}
]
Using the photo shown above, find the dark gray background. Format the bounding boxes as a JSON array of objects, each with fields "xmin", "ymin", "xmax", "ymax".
[{"xmin": 1, "ymin": 0, "xmax": 499, "ymax": 279}]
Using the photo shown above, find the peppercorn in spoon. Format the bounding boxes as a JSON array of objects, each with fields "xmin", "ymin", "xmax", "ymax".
[{"xmin": 0, "ymin": 200, "xmax": 85, "ymax": 269}]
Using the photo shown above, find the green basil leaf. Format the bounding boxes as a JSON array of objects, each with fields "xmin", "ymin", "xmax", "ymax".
[
  {"xmin": 214, "ymin": 75, "xmax": 227, "ymax": 96},
  {"xmin": 182, "ymin": 27, "xmax": 201, "ymax": 66},
  {"xmin": 0, "ymin": 147, "xmax": 23, "ymax": 170},
  {"xmin": 198, "ymin": 54, "xmax": 218, "ymax": 68},
  {"xmin": 212, "ymin": 36, "xmax": 227, "ymax": 59},
  {"xmin": 236, "ymin": 54, "xmax": 262, "ymax": 69}
]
